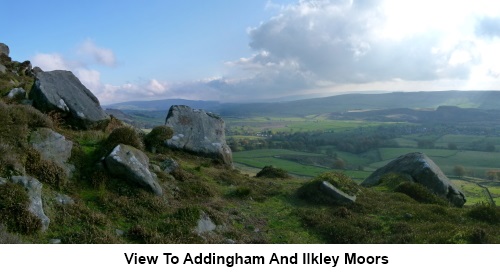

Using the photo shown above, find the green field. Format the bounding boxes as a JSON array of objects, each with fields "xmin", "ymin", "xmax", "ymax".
[
  {"xmin": 226, "ymin": 116, "xmax": 400, "ymax": 135},
  {"xmin": 233, "ymin": 149, "xmax": 372, "ymax": 180}
]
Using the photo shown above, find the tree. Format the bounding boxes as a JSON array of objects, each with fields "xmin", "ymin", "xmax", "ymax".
[
  {"xmin": 333, "ymin": 158, "xmax": 346, "ymax": 170},
  {"xmin": 448, "ymin": 143, "xmax": 457, "ymax": 150},
  {"xmin": 453, "ymin": 165, "xmax": 466, "ymax": 177}
]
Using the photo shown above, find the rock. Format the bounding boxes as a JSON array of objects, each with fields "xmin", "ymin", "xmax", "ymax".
[
  {"xmin": 160, "ymin": 158, "xmax": 179, "ymax": 174},
  {"xmin": 49, "ymin": 239, "xmax": 61, "ymax": 244},
  {"xmin": 0, "ymin": 43, "xmax": 9, "ymax": 56},
  {"xmin": 115, "ymin": 229, "xmax": 124, "ymax": 236},
  {"xmin": 104, "ymin": 144, "xmax": 163, "ymax": 196},
  {"xmin": 29, "ymin": 127, "xmax": 74, "ymax": 177},
  {"xmin": 361, "ymin": 152, "xmax": 466, "ymax": 207},
  {"xmin": 29, "ymin": 70, "xmax": 109, "ymax": 129},
  {"xmin": 7, "ymin": 87, "xmax": 25, "ymax": 99},
  {"xmin": 0, "ymin": 63, "xmax": 6, "ymax": 74},
  {"xmin": 55, "ymin": 193, "xmax": 74, "ymax": 205},
  {"xmin": 0, "ymin": 177, "xmax": 7, "ymax": 185},
  {"xmin": 10, "ymin": 176, "xmax": 50, "ymax": 231},
  {"xmin": 165, "ymin": 105, "xmax": 232, "ymax": 166},
  {"xmin": 320, "ymin": 181, "xmax": 356, "ymax": 204},
  {"xmin": 194, "ymin": 212, "xmax": 216, "ymax": 235}
]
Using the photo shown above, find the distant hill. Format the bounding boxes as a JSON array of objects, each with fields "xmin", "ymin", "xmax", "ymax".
[
  {"xmin": 104, "ymin": 90, "xmax": 500, "ymax": 118},
  {"xmin": 104, "ymin": 99, "xmax": 221, "ymax": 112}
]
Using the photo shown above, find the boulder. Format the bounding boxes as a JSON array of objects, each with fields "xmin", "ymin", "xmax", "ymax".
[
  {"xmin": 0, "ymin": 43, "xmax": 9, "ymax": 57},
  {"xmin": 29, "ymin": 70, "xmax": 109, "ymax": 129},
  {"xmin": 54, "ymin": 193, "xmax": 75, "ymax": 205},
  {"xmin": 164, "ymin": 105, "xmax": 232, "ymax": 165},
  {"xmin": 104, "ymin": 144, "xmax": 163, "ymax": 196},
  {"xmin": 10, "ymin": 176, "xmax": 50, "ymax": 231},
  {"xmin": 194, "ymin": 211, "xmax": 216, "ymax": 235},
  {"xmin": 160, "ymin": 158, "xmax": 179, "ymax": 174},
  {"xmin": 29, "ymin": 127, "xmax": 74, "ymax": 177},
  {"xmin": 6, "ymin": 87, "xmax": 25, "ymax": 99},
  {"xmin": 361, "ymin": 152, "xmax": 466, "ymax": 207},
  {"xmin": 319, "ymin": 181, "xmax": 356, "ymax": 204}
]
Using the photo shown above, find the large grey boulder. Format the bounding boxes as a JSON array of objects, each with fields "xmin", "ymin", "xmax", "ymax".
[
  {"xmin": 29, "ymin": 70, "xmax": 109, "ymax": 129},
  {"xmin": 0, "ymin": 43, "xmax": 9, "ymax": 56},
  {"xmin": 320, "ymin": 181, "xmax": 356, "ymax": 204},
  {"xmin": 361, "ymin": 152, "xmax": 466, "ymax": 207},
  {"xmin": 9, "ymin": 176, "xmax": 50, "ymax": 231},
  {"xmin": 104, "ymin": 144, "xmax": 163, "ymax": 196},
  {"xmin": 165, "ymin": 105, "xmax": 232, "ymax": 165},
  {"xmin": 29, "ymin": 127, "xmax": 74, "ymax": 176}
]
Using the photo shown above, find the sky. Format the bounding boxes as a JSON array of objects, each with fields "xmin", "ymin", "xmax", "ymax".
[{"xmin": 2, "ymin": 0, "xmax": 500, "ymax": 104}]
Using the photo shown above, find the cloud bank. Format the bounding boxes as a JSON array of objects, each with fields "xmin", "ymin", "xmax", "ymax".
[{"xmin": 32, "ymin": 0, "xmax": 500, "ymax": 104}]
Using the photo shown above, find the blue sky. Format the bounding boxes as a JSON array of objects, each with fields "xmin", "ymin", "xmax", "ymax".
[{"xmin": 2, "ymin": 0, "xmax": 500, "ymax": 104}]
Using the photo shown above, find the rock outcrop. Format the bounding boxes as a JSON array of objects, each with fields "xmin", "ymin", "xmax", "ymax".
[
  {"xmin": 104, "ymin": 144, "xmax": 163, "ymax": 196},
  {"xmin": 361, "ymin": 152, "xmax": 466, "ymax": 207},
  {"xmin": 0, "ymin": 43, "xmax": 9, "ymax": 57},
  {"xmin": 9, "ymin": 176, "xmax": 50, "ymax": 231},
  {"xmin": 29, "ymin": 70, "xmax": 109, "ymax": 129},
  {"xmin": 319, "ymin": 181, "xmax": 356, "ymax": 204},
  {"xmin": 164, "ymin": 105, "xmax": 232, "ymax": 165},
  {"xmin": 29, "ymin": 127, "xmax": 74, "ymax": 176}
]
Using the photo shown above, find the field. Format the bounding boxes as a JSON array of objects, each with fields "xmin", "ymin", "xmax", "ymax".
[{"xmin": 228, "ymin": 117, "xmax": 500, "ymax": 206}]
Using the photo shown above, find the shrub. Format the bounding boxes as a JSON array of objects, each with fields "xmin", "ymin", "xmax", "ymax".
[
  {"xmin": 144, "ymin": 125, "xmax": 173, "ymax": 152},
  {"xmin": 227, "ymin": 186, "xmax": 252, "ymax": 198},
  {"xmin": 0, "ymin": 182, "xmax": 42, "ymax": 234},
  {"xmin": 255, "ymin": 165, "xmax": 290, "ymax": 179},
  {"xmin": 377, "ymin": 173, "xmax": 411, "ymax": 190},
  {"xmin": 394, "ymin": 182, "xmax": 447, "ymax": 205},
  {"xmin": 9, "ymin": 104, "xmax": 53, "ymax": 129},
  {"xmin": 468, "ymin": 202, "xmax": 500, "ymax": 224},
  {"xmin": 100, "ymin": 126, "xmax": 144, "ymax": 156},
  {"xmin": 25, "ymin": 148, "xmax": 67, "ymax": 189}
]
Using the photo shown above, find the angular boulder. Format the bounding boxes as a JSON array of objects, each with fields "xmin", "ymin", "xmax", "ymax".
[
  {"xmin": 320, "ymin": 181, "xmax": 356, "ymax": 204},
  {"xmin": 9, "ymin": 176, "xmax": 50, "ymax": 231},
  {"xmin": 104, "ymin": 144, "xmax": 163, "ymax": 196},
  {"xmin": 361, "ymin": 152, "xmax": 466, "ymax": 207},
  {"xmin": 29, "ymin": 70, "xmax": 109, "ymax": 129},
  {"xmin": 0, "ymin": 42, "xmax": 8, "ymax": 57},
  {"xmin": 164, "ymin": 105, "xmax": 232, "ymax": 165},
  {"xmin": 29, "ymin": 127, "xmax": 74, "ymax": 176}
]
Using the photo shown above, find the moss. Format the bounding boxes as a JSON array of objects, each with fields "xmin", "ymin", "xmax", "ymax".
[
  {"xmin": 0, "ymin": 183, "xmax": 42, "ymax": 234},
  {"xmin": 255, "ymin": 165, "xmax": 290, "ymax": 179}
]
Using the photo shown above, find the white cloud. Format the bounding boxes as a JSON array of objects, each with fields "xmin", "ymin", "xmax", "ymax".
[
  {"xmin": 77, "ymin": 39, "xmax": 117, "ymax": 67},
  {"xmin": 206, "ymin": 0, "xmax": 500, "ymax": 102},
  {"xmin": 31, "ymin": 53, "xmax": 71, "ymax": 71}
]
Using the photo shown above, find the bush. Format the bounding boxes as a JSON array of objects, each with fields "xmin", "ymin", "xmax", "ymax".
[
  {"xmin": 144, "ymin": 125, "xmax": 173, "ymax": 152},
  {"xmin": 100, "ymin": 126, "xmax": 144, "ymax": 156},
  {"xmin": 468, "ymin": 202, "xmax": 500, "ymax": 224},
  {"xmin": 255, "ymin": 165, "xmax": 290, "ymax": 179},
  {"xmin": 25, "ymin": 148, "xmax": 67, "ymax": 189},
  {"xmin": 394, "ymin": 182, "xmax": 448, "ymax": 205},
  {"xmin": 0, "ymin": 183, "xmax": 42, "ymax": 234}
]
